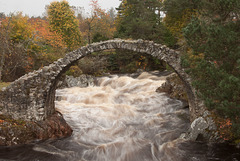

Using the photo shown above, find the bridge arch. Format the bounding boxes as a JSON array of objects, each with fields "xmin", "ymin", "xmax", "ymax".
[{"xmin": 0, "ymin": 39, "xmax": 202, "ymax": 122}]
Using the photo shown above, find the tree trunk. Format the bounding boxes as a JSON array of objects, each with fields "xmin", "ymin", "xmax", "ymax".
[
  {"xmin": 0, "ymin": 49, "xmax": 5, "ymax": 82},
  {"xmin": 88, "ymin": 23, "xmax": 92, "ymax": 44},
  {"xmin": 0, "ymin": 16, "xmax": 12, "ymax": 82}
]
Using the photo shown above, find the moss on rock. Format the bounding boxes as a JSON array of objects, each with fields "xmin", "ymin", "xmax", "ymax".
[{"xmin": 0, "ymin": 112, "xmax": 72, "ymax": 146}]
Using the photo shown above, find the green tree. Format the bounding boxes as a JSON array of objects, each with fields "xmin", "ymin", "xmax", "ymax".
[
  {"xmin": 47, "ymin": 0, "xmax": 81, "ymax": 50},
  {"xmin": 163, "ymin": 0, "xmax": 198, "ymax": 45},
  {"xmin": 115, "ymin": 0, "xmax": 166, "ymax": 43},
  {"xmin": 92, "ymin": 32, "xmax": 108, "ymax": 43},
  {"xmin": 183, "ymin": 0, "xmax": 240, "ymax": 139},
  {"xmin": 112, "ymin": 0, "xmax": 171, "ymax": 73}
]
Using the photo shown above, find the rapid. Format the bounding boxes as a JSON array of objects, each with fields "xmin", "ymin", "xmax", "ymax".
[{"xmin": 0, "ymin": 71, "xmax": 239, "ymax": 161}]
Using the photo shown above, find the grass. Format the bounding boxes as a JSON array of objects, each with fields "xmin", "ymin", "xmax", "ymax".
[{"xmin": 0, "ymin": 82, "xmax": 11, "ymax": 90}]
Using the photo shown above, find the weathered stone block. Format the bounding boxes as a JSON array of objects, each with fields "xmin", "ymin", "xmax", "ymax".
[{"xmin": 0, "ymin": 39, "xmax": 207, "ymax": 141}]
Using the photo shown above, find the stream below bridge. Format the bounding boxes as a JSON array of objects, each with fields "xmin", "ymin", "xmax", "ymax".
[{"xmin": 0, "ymin": 71, "xmax": 239, "ymax": 161}]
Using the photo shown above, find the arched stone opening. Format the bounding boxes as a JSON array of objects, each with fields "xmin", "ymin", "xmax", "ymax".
[{"xmin": 0, "ymin": 39, "xmax": 201, "ymax": 122}]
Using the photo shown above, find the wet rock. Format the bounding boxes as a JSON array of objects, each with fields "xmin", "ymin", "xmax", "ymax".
[
  {"xmin": 32, "ymin": 112, "xmax": 72, "ymax": 140},
  {"xmin": 0, "ymin": 113, "xmax": 72, "ymax": 146},
  {"xmin": 156, "ymin": 74, "xmax": 220, "ymax": 142},
  {"xmin": 57, "ymin": 75, "xmax": 95, "ymax": 89},
  {"xmin": 190, "ymin": 117, "xmax": 208, "ymax": 141},
  {"xmin": 185, "ymin": 115, "xmax": 219, "ymax": 142},
  {"xmin": 156, "ymin": 73, "xmax": 188, "ymax": 107}
]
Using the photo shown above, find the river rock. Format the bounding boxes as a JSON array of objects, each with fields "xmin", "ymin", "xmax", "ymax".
[
  {"xmin": 0, "ymin": 112, "xmax": 72, "ymax": 146},
  {"xmin": 57, "ymin": 75, "xmax": 95, "ymax": 89},
  {"xmin": 156, "ymin": 73, "xmax": 188, "ymax": 107},
  {"xmin": 156, "ymin": 73, "xmax": 221, "ymax": 142},
  {"xmin": 188, "ymin": 114, "xmax": 219, "ymax": 142},
  {"xmin": 189, "ymin": 117, "xmax": 208, "ymax": 141}
]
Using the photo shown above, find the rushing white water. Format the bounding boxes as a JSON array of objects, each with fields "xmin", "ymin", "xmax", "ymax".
[
  {"xmin": 53, "ymin": 72, "xmax": 190, "ymax": 161},
  {"xmin": 1, "ymin": 71, "xmax": 239, "ymax": 161}
]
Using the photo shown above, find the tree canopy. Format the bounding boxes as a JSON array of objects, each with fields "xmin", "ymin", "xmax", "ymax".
[
  {"xmin": 47, "ymin": 0, "xmax": 82, "ymax": 50},
  {"xmin": 181, "ymin": 0, "xmax": 240, "ymax": 140},
  {"xmin": 116, "ymin": 0, "xmax": 163, "ymax": 42}
]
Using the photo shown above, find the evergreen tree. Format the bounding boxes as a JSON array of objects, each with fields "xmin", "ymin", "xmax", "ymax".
[
  {"xmin": 115, "ymin": 0, "xmax": 173, "ymax": 45},
  {"xmin": 163, "ymin": 0, "xmax": 198, "ymax": 45},
  {"xmin": 183, "ymin": 0, "xmax": 240, "ymax": 138},
  {"xmin": 47, "ymin": 1, "xmax": 81, "ymax": 50},
  {"xmin": 112, "ymin": 0, "xmax": 175, "ymax": 73}
]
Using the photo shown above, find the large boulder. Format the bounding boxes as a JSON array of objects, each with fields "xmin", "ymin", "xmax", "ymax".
[
  {"xmin": 156, "ymin": 73, "xmax": 188, "ymax": 107},
  {"xmin": 0, "ymin": 112, "xmax": 72, "ymax": 146},
  {"xmin": 188, "ymin": 113, "xmax": 219, "ymax": 142}
]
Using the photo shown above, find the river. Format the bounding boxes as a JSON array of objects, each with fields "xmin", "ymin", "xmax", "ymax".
[{"xmin": 0, "ymin": 71, "xmax": 239, "ymax": 161}]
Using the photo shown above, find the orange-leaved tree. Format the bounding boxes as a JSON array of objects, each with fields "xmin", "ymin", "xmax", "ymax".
[
  {"xmin": 79, "ymin": 0, "xmax": 116, "ymax": 44},
  {"xmin": 29, "ymin": 17, "xmax": 67, "ymax": 67},
  {"xmin": 29, "ymin": 18, "xmax": 66, "ymax": 49},
  {"xmin": 0, "ymin": 13, "xmax": 41, "ymax": 81},
  {"xmin": 47, "ymin": 0, "xmax": 82, "ymax": 50}
]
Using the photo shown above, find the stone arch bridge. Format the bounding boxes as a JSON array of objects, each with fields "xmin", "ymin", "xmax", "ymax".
[{"xmin": 0, "ymin": 39, "xmax": 205, "ymax": 122}]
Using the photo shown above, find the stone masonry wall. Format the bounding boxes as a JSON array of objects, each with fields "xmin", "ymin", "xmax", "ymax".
[{"xmin": 0, "ymin": 39, "xmax": 206, "ymax": 122}]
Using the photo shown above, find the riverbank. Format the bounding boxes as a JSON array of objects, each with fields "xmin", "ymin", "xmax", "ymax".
[
  {"xmin": 0, "ymin": 71, "xmax": 239, "ymax": 161},
  {"xmin": 0, "ymin": 71, "xmax": 234, "ymax": 147},
  {"xmin": 0, "ymin": 112, "xmax": 72, "ymax": 146},
  {"xmin": 0, "ymin": 74, "xmax": 97, "ymax": 146}
]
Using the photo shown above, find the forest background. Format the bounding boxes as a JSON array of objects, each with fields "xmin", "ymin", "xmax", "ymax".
[{"xmin": 0, "ymin": 0, "xmax": 239, "ymax": 142}]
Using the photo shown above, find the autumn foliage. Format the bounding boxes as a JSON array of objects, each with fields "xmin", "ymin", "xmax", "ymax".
[
  {"xmin": 47, "ymin": 1, "xmax": 82, "ymax": 50},
  {"xmin": 0, "ymin": 13, "xmax": 37, "ymax": 81},
  {"xmin": 0, "ymin": 0, "xmax": 118, "ymax": 82},
  {"xmin": 78, "ymin": 0, "xmax": 116, "ymax": 44},
  {"xmin": 30, "ymin": 18, "xmax": 66, "ymax": 49}
]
